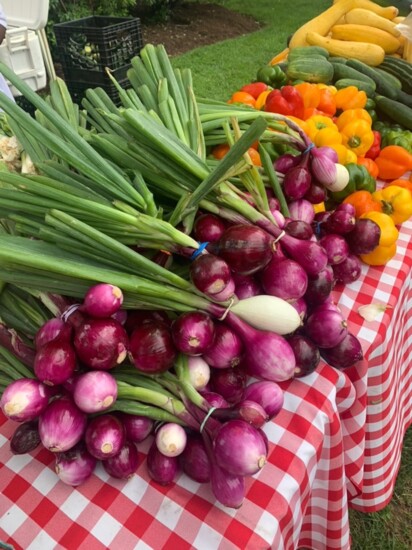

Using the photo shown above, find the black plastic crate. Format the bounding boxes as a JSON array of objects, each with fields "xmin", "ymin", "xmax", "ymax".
[
  {"xmin": 54, "ymin": 16, "xmax": 143, "ymax": 83},
  {"xmin": 67, "ymin": 77, "xmax": 130, "ymax": 107}
]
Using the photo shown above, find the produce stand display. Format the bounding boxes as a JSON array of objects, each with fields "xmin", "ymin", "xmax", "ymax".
[{"xmin": 0, "ymin": 1, "xmax": 412, "ymax": 549}]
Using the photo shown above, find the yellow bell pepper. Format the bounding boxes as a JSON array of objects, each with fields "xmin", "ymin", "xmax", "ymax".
[
  {"xmin": 336, "ymin": 109, "xmax": 373, "ymax": 131},
  {"xmin": 334, "ymin": 86, "xmax": 367, "ymax": 111},
  {"xmin": 314, "ymin": 127, "xmax": 342, "ymax": 148},
  {"xmin": 340, "ymin": 120, "xmax": 375, "ymax": 157},
  {"xmin": 372, "ymin": 185, "xmax": 412, "ymax": 225},
  {"xmin": 329, "ymin": 144, "xmax": 358, "ymax": 165},
  {"xmin": 359, "ymin": 211, "xmax": 398, "ymax": 265},
  {"xmin": 305, "ymin": 115, "xmax": 336, "ymax": 141}
]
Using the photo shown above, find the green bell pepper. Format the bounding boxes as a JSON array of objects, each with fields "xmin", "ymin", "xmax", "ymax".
[
  {"xmin": 256, "ymin": 65, "xmax": 287, "ymax": 88},
  {"xmin": 381, "ymin": 129, "xmax": 412, "ymax": 154},
  {"xmin": 327, "ymin": 162, "xmax": 376, "ymax": 203}
]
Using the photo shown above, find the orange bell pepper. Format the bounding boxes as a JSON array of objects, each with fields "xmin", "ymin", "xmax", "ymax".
[
  {"xmin": 294, "ymin": 83, "xmax": 321, "ymax": 110},
  {"xmin": 334, "ymin": 86, "xmax": 367, "ymax": 111},
  {"xmin": 374, "ymin": 145, "xmax": 412, "ymax": 180},
  {"xmin": 384, "ymin": 178, "xmax": 412, "ymax": 193},
  {"xmin": 343, "ymin": 190, "xmax": 382, "ymax": 218},
  {"xmin": 317, "ymin": 87, "xmax": 336, "ymax": 117},
  {"xmin": 357, "ymin": 157, "xmax": 379, "ymax": 179},
  {"xmin": 228, "ymin": 91, "xmax": 256, "ymax": 108}
]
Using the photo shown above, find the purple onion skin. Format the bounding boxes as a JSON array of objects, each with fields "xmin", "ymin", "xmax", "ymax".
[
  {"xmin": 1, "ymin": 378, "xmax": 50, "ymax": 422},
  {"xmin": 55, "ymin": 442, "xmax": 97, "ymax": 486},
  {"xmin": 319, "ymin": 234, "xmax": 350, "ymax": 265},
  {"xmin": 34, "ymin": 340, "xmax": 77, "ymax": 386},
  {"xmin": 332, "ymin": 254, "xmax": 362, "ymax": 284},
  {"xmin": 312, "ymin": 146, "xmax": 338, "ymax": 163},
  {"xmin": 233, "ymin": 273, "xmax": 262, "ymax": 300},
  {"xmin": 283, "ymin": 166, "xmax": 312, "ymax": 201},
  {"xmin": 83, "ymin": 283, "xmax": 123, "ymax": 319},
  {"xmin": 234, "ymin": 399, "xmax": 269, "ymax": 428},
  {"xmin": 225, "ymin": 313, "xmax": 296, "ymax": 382},
  {"xmin": 210, "ymin": 224, "xmax": 274, "ymax": 276},
  {"xmin": 190, "ymin": 254, "xmax": 231, "ymax": 296},
  {"xmin": 180, "ymin": 435, "xmax": 211, "ymax": 483},
  {"xmin": 209, "ymin": 366, "xmax": 246, "ymax": 404},
  {"xmin": 287, "ymin": 334, "xmax": 320, "ymax": 378},
  {"xmin": 292, "ymin": 297, "xmax": 308, "ymax": 321},
  {"xmin": 304, "ymin": 181, "xmax": 327, "ymax": 204},
  {"xmin": 124, "ymin": 310, "xmax": 170, "ymax": 334},
  {"xmin": 210, "ymin": 462, "xmax": 245, "ymax": 508},
  {"xmin": 74, "ymin": 318, "xmax": 128, "ymax": 370},
  {"xmin": 171, "ymin": 311, "xmax": 215, "ymax": 356},
  {"xmin": 120, "ymin": 413, "xmax": 154, "ymax": 443},
  {"xmin": 10, "ymin": 421, "xmax": 41, "ymax": 454},
  {"xmin": 284, "ymin": 220, "xmax": 314, "ymax": 240},
  {"xmin": 346, "ymin": 219, "xmax": 381, "ymax": 255},
  {"xmin": 305, "ymin": 307, "xmax": 348, "ymax": 349},
  {"xmin": 275, "ymin": 153, "xmax": 301, "ymax": 174},
  {"xmin": 73, "ymin": 370, "xmax": 118, "ymax": 413},
  {"xmin": 320, "ymin": 332, "xmax": 363, "ymax": 370},
  {"xmin": 208, "ymin": 276, "xmax": 235, "ymax": 302},
  {"xmin": 213, "ymin": 419, "xmax": 267, "ymax": 476},
  {"xmin": 147, "ymin": 441, "xmax": 180, "ymax": 485},
  {"xmin": 304, "ymin": 265, "xmax": 335, "ymax": 305},
  {"xmin": 35, "ymin": 318, "xmax": 72, "ymax": 349},
  {"xmin": 260, "ymin": 258, "xmax": 308, "ymax": 302},
  {"xmin": 103, "ymin": 440, "xmax": 140, "ymax": 480},
  {"xmin": 288, "ymin": 199, "xmax": 315, "ymax": 224},
  {"xmin": 336, "ymin": 202, "xmax": 355, "ymax": 216},
  {"xmin": 203, "ymin": 323, "xmax": 244, "ymax": 369},
  {"xmin": 85, "ymin": 414, "xmax": 126, "ymax": 460},
  {"xmin": 39, "ymin": 396, "xmax": 87, "ymax": 453},
  {"xmin": 129, "ymin": 321, "xmax": 177, "ymax": 374},
  {"xmin": 326, "ymin": 210, "xmax": 356, "ymax": 234},
  {"xmin": 193, "ymin": 213, "xmax": 226, "ymax": 243},
  {"xmin": 278, "ymin": 234, "xmax": 328, "ymax": 276},
  {"xmin": 200, "ymin": 391, "xmax": 230, "ymax": 409},
  {"xmin": 243, "ymin": 380, "xmax": 284, "ymax": 420}
]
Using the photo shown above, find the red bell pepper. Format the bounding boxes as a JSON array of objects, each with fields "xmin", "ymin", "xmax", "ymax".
[
  {"xmin": 240, "ymin": 82, "xmax": 269, "ymax": 100},
  {"xmin": 265, "ymin": 85, "xmax": 305, "ymax": 119},
  {"xmin": 365, "ymin": 130, "xmax": 381, "ymax": 160}
]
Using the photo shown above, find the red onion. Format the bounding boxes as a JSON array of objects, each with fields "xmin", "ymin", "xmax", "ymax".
[
  {"xmin": 288, "ymin": 199, "xmax": 315, "ymax": 224},
  {"xmin": 55, "ymin": 442, "xmax": 97, "ymax": 486},
  {"xmin": 35, "ymin": 318, "xmax": 72, "ymax": 349},
  {"xmin": 292, "ymin": 297, "xmax": 308, "ymax": 321},
  {"xmin": 232, "ymin": 273, "xmax": 262, "ymax": 299},
  {"xmin": 276, "ymin": 233, "xmax": 328, "ymax": 276},
  {"xmin": 74, "ymin": 318, "xmax": 128, "ymax": 370},
  {"xmin": 129, "ymin": 321, "xmax": 177, "ymax": 374},
  {"xmin": 39, "ymin": 396, "xmax": 87, "ymax": 452},
  {"xmin": 187, "ymin": 356, "xmax": 210, "ymax": 390},
  {"xmin": 147, "ymin": 441, "xmax": 179, "ymax": 485},
  {"xmin": 326, "ymin": 210, "xmax": 356, "ymax": 234},
  {"xmin": 203, "ymin": 323, "xmax": 244, "ymax": 369},
  {"xmin": 155, "ymin": 422, "xmax": 187, "ymax": 457},
  {"xmin": 209, "ymin": 276, "xmax": 236, "ymax": 302},
  {"xmin": 320, "ymin": 332, "xmax": 363, "ymax": 369},
  {"xmin": 209, "ymin": 366, "xmax": 246, "ymax": 403},
  {"xmin": 287, "ymin": 334, "xmax": 320, "ymax": 377},
  {"xmin": 120, "ymin": 413, "xmax": 154, "ymax": 443},
  {"xmin": 304, "ymin": 181, "xmax": 327, "ymax": 204},
  {"xmin": 243, "ymin": 380, "xmax": 284, "ymax": 420},
  {"xmin": 284, "ymin": 220, "xmax": 314, "ymax": 240},
  {"xmin": 210, "ymin": 462, "xmax": 245, "ymax": 508},
  {"xmin": 282, "ymin": 166, "xmax": 312, "ymax": 200},
  {"xmin": 213, "ymin": 419, "xmax": 267, "ymax": 476},
  {"xmin": 180, "ymin": 435, "xmax": 211, "ymax": 483},
  {"xmin": 312, "ymin": 145, "xmax": 338, "ymax": 163},
  {"xmin": 1, "ymin": 378, "xmax": 50, "ymax": 422},
  {"xmin": 73, "ymin": 370, "xmax": 118, "ymax": 413},
  {"xmin": 310, "ymin": 147, "xmax": 337, "ymax": 186},
  {"xmin": 305, "ymin": 307, "xmax": 348, "ymax": 349},
  {"xmin": 210, "ymin": 224, "xmax": 274, "ymax": 276},
  {"xmin": 171, "ymin": 311, "xmax": 215, "ymax": 356},
  {"xmin": 304, "ymin": 265, "xmax": 335, "ymax": 305},
  {"xmin": 275, "ymin": 153, "xmax": 300, "ymax": 174},
  {"xmin": 103, "ymin": 440, "xmax": 139, "ymax": 479},
  {"xmin": 34, "ymin": 340, "xmax": 77, "ymax": 386},
  {"xmin": 234, "ymin": 399, "xmax": 268, "ymax": 428},
  {"xmin": 193, "ymin": 213, "xmax": 226, "ymax": 243},
  {"xmin": 225, "ymin": 313, "xmax": 296, "ymax": 382},
  {"xmin": 336, "ymin": 202, "xmax": 355, "ymax": 216},
  {"xmin": 201, "ymin": 391, "xmax": 230, "ymax": 409},
  {"xmin": 83, "ymin": 283, "xmax": 123, "ymax": 318},
  {"xmin": 261, "ymin": 258, "xmax": 308, "ymax": 302},
  {"xmin": 319, "ymin": 234, "xmax": 350, "ymax": 265},
  {"xmin": 85, "ymin": 414, "xmax": 126, "ymax": 460},
  {"xmin": 346, "ymin": 218, "xmax": 381, "ymax": 255},
  {"xmin": 332, "ymin": 254, "xmax": 362, "ymax": 284},
  {"xmin": 190, "ymin": 254, "xmax": 231, "ymax": 296},
  {"xmin": 124, "ymin": 309, "xmax": 170, "ymax": 334},
  {"xmin": 10, "ymin": 421, "xmax": 41, "ymax": 454}
]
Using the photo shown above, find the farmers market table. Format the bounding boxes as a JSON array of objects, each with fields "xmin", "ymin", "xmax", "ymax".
[{"xmin": 0, "ymin": 221, "xmax": 412, "ymax": 550}]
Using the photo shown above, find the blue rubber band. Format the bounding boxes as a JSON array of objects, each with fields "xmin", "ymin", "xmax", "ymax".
[
  {"xmin": 314, "ymin": 221, "xmax": 322, "ymax": 236},
  {"xmin": 191, "ymin": 242, "xmax": 209, "ymax": 260},
  {"xmin": 303, "ymin": 142, "xmax": 315, "ymax": 154}
]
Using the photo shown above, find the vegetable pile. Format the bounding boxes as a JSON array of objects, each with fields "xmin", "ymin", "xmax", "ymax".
[{"xmin": 0, "ymin": 1, "xmax": 411, "ymax": 508}]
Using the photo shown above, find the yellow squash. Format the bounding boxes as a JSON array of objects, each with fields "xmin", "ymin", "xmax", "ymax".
[
  {"xmin": 305, "ymin": 31, "xmax": 385, "ymax": 66},
  {"xmin": 333, "ymin": 0, "xmax": 399, "ymax": 20},
  {"xmin": 330, "ymin": 24, "xmax": 401, "ymax": 54},
  {"xmin": 344, "ymin": 8, "xmax": 401, "ymax": 36}
]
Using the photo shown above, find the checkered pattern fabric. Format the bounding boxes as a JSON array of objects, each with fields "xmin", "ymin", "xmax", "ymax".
[{"xmin": 0, "ymin": 221, "xmax": 411, "ymax": 550}]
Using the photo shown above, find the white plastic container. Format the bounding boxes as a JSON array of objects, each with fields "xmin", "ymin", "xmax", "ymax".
[
  {"xmin": 1, "ymin": 0, "xmax": 49, "ymax": 31},
  {"xmin": 0, "ymin": 27, "xmax": 46, "ymax": 96}
]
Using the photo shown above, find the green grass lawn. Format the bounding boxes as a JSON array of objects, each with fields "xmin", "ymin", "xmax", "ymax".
[{"xmin": 172, "ymin": 1, "xmax": 412, "ymax": 547}]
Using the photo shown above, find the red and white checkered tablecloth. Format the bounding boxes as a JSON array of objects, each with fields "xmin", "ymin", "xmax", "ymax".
[{"xmin": 0, "ymin": 222, "xmax": 411, "ymax": 550}]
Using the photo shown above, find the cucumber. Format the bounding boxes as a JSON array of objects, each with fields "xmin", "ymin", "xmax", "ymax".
[
  {"xmin": 286, "ymin": 58, "xmax": 334, "ymax": 84},
  {"xmin": 346, "ymin": 59, "xmax": 399, "ymax": 100},
  {"xmin": 379, "ymin": 59, "xmax": 412, "ymax": 94},
  {"xmin": 288, "ymin": 46, "xmax": 330, "ymax": 61},
  {"xmin": 375, "ymin": 95, "xmax": 412, "ymax": 131},
  {"xmin": 329, "ymin": 56, "xmax": 348, "ymax": 64},
  {"xmin": 394, "ymin": 89, "xmax": 412, "ymax": 109},
  {"xmin": 373, "ymin": 68, "xmax": 402, "ymax": 90},
  {"xmin": 331, "ymin": 63, "xmax": 375, "ymax": 85},
  {"xmin": 335, "ymin": 78, "xmax": 376, "ymax": 97}
]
